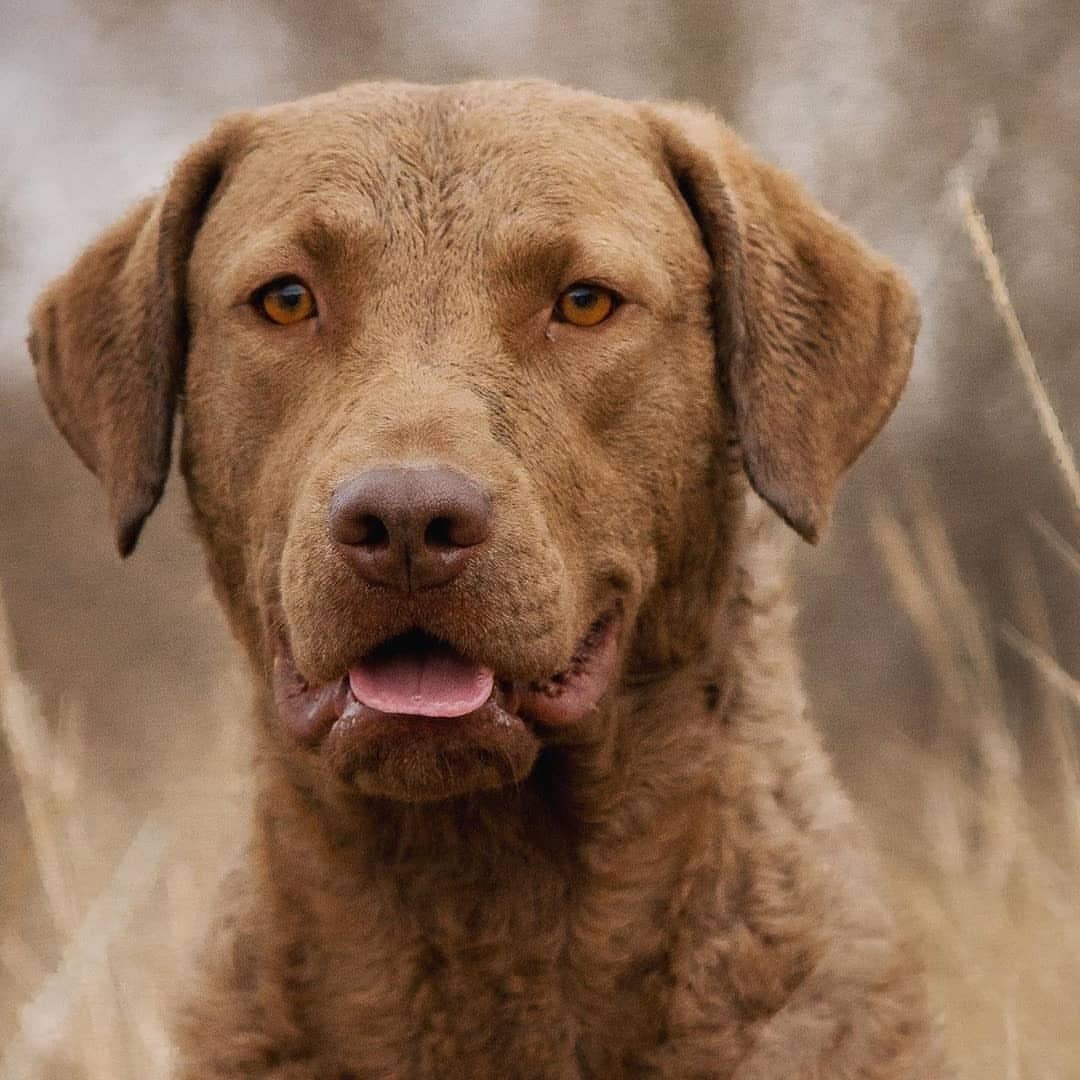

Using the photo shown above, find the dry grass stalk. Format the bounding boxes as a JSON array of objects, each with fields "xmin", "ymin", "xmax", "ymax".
[
  {"xmin": 871, "ymin": 498, "xmax": 1022, "ymax": 887},
  {"xmin": 0, "ymin": 587, "xmax": 79, "ymax": 944},
  {"xmin": 1030, "ymin": 511, "xmax": 1080, "ymax": 582},
  {"xmin": 956, "ymin": 181, "xmax": 1080, "ymax": 517},
  {"xmin": 1001, "ymin": 623, "xmax": 1080, "ymax": 716},
  {"xmin": 869, "ymin": 511, "xmax": 961, "ymax": 704},
  {"xmin": 1006, "ymin": 544, "xmax": 1080, "ymax": 862}
]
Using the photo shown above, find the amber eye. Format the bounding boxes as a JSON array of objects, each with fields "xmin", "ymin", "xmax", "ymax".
[
  {"xmin": 254, "ymin": 279, "xmax": 317, "ymax": 325},
  {"xmin": 555, "ymin": 283, "xmax": 618, "ymax": 327}
]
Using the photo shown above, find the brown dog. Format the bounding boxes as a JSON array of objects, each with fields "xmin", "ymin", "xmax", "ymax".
[{"xmin": 29, "ymin": 80, "xmax": 946, "ymax": 1078}]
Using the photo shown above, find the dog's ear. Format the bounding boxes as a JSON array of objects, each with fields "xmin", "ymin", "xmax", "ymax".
[
  {"xmin": 27, "ymin": 119, "xmax": 247, "ymax": 557},
  {"xmin": 644, "ymin": 105, "xmax": 919, "ymax": 542}
]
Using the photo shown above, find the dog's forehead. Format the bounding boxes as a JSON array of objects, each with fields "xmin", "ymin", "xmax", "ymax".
[{"xmin": 227, "ymin": 81, "xmax": 672, "ymax": 226}]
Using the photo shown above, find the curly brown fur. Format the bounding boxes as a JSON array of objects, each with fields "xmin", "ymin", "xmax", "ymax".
[{"xmin": 29, "ymin": 81, "xmax": 947, "ymax": 1077}]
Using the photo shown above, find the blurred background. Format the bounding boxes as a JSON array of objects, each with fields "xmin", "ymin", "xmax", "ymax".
[{"xmin": 1, "ymin": 2, "xmax": 1078, "ymax": 1076}]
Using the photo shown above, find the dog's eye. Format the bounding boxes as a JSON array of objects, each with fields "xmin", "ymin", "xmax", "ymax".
[
  {"xmin": 554, "ymin": 283, "xmax": 618, "ymax": 327},
  {"xmin": 253, "ymin": 279, "xmax": 317, "ymax": 325}
]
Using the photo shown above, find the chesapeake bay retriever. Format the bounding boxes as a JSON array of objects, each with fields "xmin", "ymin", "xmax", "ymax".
[{"xmin": 29, "ymin": 80, "xmax": 946, "ymax": 1077}]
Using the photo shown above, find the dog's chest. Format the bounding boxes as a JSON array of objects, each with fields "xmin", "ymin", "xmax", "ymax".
[
  {"xmin": 322, "ymin": 933, "xmax": 675, "ymax": 1079},
  {"xmin": 308, "ymin": 865, "xmax": 686, "ymax": 1079}
]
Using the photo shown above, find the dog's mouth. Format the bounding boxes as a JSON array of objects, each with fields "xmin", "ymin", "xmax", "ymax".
[
  {"xmin": 347, "ymin": 630, "xmax": 497, "ymax": 719},
  {"xmin": 272, "ymin": 610, "xmax": 621, "ymax": 751}
]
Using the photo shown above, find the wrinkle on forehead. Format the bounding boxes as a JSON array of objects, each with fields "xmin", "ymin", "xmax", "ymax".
[{"xmin": 236, "ymin": 81, "xmax": 665, "ymax": 215}]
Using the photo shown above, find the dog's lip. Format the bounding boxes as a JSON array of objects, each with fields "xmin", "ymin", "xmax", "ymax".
[
  {"xmin": 506, "ymin": 610, "xmax": 621, "ymax": 728},
  {"xmin": 272, "ymin": 608, "xmax": 621, "ymax": 746}
]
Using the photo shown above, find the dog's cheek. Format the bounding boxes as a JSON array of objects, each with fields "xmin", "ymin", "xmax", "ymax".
[
  {"xmin": 575, "ymin": 318, "xmax": 737, "ymax": 668},
  {"xmin": 179, "ymin": 405, "xmax": 256, "ymax": 650},
  {"xmin": 181, "ymin": 331, "xmax": 323, "ymax": 660},
  {"xmin": 628, "ymin": 308, "xmax": 730, "ymax": 553},
  {"xmin": 578, "ymin": 321, "xmax": 724, "ymax": 599}
]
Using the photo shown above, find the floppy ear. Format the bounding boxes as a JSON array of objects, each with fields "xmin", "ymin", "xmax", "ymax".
[
  {"xmin": 645, "ymin": 105, "xmax": 919, "ymax": 542},
  {"xmin": 27, "ymin": 119, "xmax": 245, "ymax": 557}
]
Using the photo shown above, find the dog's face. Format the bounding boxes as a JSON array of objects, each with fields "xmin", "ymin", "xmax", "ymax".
[
  {"xmin": 180, "ymin": 86, "xmax": 726, "ymax": 800},
  {"xmin": 29, "ymin": 82, "xmax": 918, "ymax": 802}
]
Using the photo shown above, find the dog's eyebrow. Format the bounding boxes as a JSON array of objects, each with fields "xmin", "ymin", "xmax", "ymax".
[
  {"xmin": 490, "ymin": 222, "xmax": 679, "ymax": 312},
  {"xmin": 213, "ymin": 205, "xmax": 385, "ymax": 306},
  {"xmin": 293, "ymin": 207, "xmax": 383, "ymax": 265}
]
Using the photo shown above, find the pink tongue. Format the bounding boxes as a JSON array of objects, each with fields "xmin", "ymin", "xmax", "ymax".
[{"xmin": 348, "ymin": 641, "xmax": 495, "ymax": 718}]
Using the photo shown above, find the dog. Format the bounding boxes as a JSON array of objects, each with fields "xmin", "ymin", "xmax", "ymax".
[{"xmin": 29, "ymin": 80, "xmax": 946, "ymax": 1078}]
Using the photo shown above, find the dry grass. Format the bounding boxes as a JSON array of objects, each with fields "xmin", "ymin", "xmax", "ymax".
[
  {"xmin": 1, "ymin": 192, "xmax": 1078, "ymax": 1078},
  {"xmin": 864, "ymin": 185, "xmax": 1080, "ymax": 1078},
  {"xmin": 954, "ymin": 182, "xmax": 1080, "ymax": 519},
  {"xmin": 870, "ymin": 500, "xmax": 1080, "ymax": 1078},
  {"xmin": 0, "ymin": 587, "xmax": 248, "ymax": 1079}
]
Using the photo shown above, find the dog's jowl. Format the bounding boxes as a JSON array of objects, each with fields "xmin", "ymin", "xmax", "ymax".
[{"xmin": 30, "ymin": 81, "xmax": 947, "ymax": 1078}]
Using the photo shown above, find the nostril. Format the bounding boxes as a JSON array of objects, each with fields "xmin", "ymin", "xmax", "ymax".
[
  {"xmin": 356, "ymin": 514, "xmax": 389, "ymax": 548},
  {"xmin": 424, "ymin": 516, "xmax": 454, "ymax": 549}
]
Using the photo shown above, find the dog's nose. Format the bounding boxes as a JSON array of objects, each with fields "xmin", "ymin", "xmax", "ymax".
[{"xmin": 328, "ymin": 466, "xmax": 493, "ymax": 591}]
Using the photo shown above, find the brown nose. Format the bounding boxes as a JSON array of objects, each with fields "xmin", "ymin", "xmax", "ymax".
[{"xmin": 328, "ymin": 466, "xmax": 493, "ymax": 592}]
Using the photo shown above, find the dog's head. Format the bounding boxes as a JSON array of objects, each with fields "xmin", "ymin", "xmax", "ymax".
[{"xmin": 29, "ymin": 82, "xmax": 917, "ymax": 802}]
